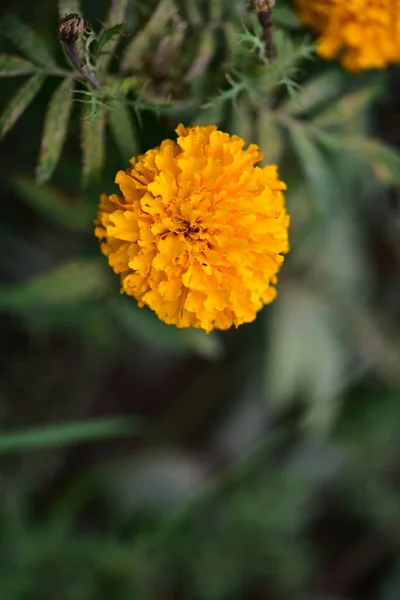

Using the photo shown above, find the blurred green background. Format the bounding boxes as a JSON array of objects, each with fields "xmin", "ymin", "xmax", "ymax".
[{"xmin": 1, "ymin": 1, "xmax": 400, "ymax": 599}]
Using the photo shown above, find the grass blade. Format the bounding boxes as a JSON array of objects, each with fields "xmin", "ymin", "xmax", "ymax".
[
  {"xmin": 81, "ymin": 102, "xmax": 106, "ymax": 186},
  {"xmin": 36, "ymin": 78, "xmax": 75, "ymax": 184},
  {"xmin": 0, "ymin": 74, "xmax": 45, "ymax": 139},
  {"xmin": 108, "ymin": 99, "xmax": 139, "ymax": 162},
  {"xmin": 0, "ymin": 54, "xmax": 37, "ymax": 77},
  {"xmin": 97, "ymin": 0, "xmax": 130, "ymax": 72},
  {"xmin": 0, "ymin": 417, "xmax": 141, "ymax": 454},
  {"xmin": 0, "ymin": 14, "xmax": 55, "ymax": 67}
]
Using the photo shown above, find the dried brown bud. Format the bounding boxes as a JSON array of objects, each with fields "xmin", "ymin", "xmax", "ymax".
[
  {"xmin": 250, "ymin": 0, "xmax": 275, "ymax": 11},
  {"xmin": 58, "ymin": 13, "xmax": 84, "ymax": 43}
]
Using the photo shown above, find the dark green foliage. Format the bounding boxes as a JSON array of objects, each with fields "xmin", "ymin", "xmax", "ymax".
[{"xmin": 1, "ymin": 1, "xmax": 400, "ymax": 599}]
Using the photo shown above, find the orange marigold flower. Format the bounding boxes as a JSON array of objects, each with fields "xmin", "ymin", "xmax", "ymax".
[
  {"xmin": 294, "ymin": 0, "xmax": 400, "ymax": 71},
  {"xmin": 95, "ymin": 124, "xmax": 289, "ymax": 333}
]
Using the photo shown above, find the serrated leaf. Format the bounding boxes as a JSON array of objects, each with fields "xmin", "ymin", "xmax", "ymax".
[
  {"xmin": 0, "ymin": 15, "xmax": 55, "ymax": 67},
  {"xmin": 283, "ymin": 70, "xmax": 343, "ymax": 116},
  {"xmin": 81, "ymin": 102, "xmax": 106, "ymax": 186},
  {"xmin": 0, "ymin": 54, "xmax": 37, "ymax": 77},
  {"xmin": 344, "ymin": 137, "xmax": 400, "ymax": 186},
  {"xmin": 11, "ymin": 176, "xmax": 93, "ymax": 231},
  {"xmin": 36, "ymin": 78, "xmax": 74, "ymax": 184},
  {"xmin": 312, "ymin": 83, "xmax": 382, "ymax": 129},
  {"xmin": 58, "ymin": 0, "xmax": 81, "ymax": 18},
  {"xmin": 108, "ymin": 99, "xmax": 138, "ymax": 162},
  {"xmin": 121, "ymin": 0, "xmax": 175, "ymax": 71},
  {"xmin": 97, "ymin": 0, "xmax": 129, "ymax": 71},
  {"xmin": 0, "ymin": 74, "xmax": 45, "ymax": 139},
  {"xmin": 0, "ymin": 259, "xmax": 110, "ymax": 311},
  {"xmin": 288, "ymin": 122, "xmax": 336, "ymax": 216},
  {"xmin": 315, "ymin": 131, "xmax": 400, "ymax": 186}
]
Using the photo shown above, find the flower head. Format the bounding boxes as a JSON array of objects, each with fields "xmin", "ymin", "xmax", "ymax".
[
  {"xmin": 95, "ymin": 124, "xmax": 289, "ymax": 333},
  {"xmin": 294, "ymin": 0, "xmax": 400, "ymax": 71}
]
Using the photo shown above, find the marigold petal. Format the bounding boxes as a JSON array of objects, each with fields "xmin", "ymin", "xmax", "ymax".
[{"xmin": 95, "ymin": 124, "xmax": 290, "ymax": 332}]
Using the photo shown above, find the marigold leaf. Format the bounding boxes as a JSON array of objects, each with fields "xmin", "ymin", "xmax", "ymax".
[
  {"xmin": 81, "ymin": 102, "xmax": 106, "ymax": 186},
  {"xmin": 258, "ymin": 109, "xmax": 283, "ymax": 165},
  {"xmin": 183, "ymin": 26, "xmax": 215, "ymax": 83},
  {"xmin": 108, "ymin": 99, "xmax": 139, "ymax": 162},
  {"xmin": 0, "ymin": 74, "xmax": 45, "ymax": 139},
  {"xmin": 192, "ymin": 103, "xmax": 223, "ymax": 127},
  {"xmin": 121, "ymin": 0, "xmax": 175, "ymax": 71},
  {"xmin": 108, "ymin": 297, "xmax": 223, "ymax": 357},
  {"xmin": 283, "ymin": 70, "xmax": 343, "ymax": 116},
  {"xmin": 266, "ymin": 282, "xmax": 344, "ymax": 435},
  {"xmin": 288, "ymin": 122, "xmax": 336, "ymax": 216},
  {"xmin": 345, "ymin": 138, "xmax": 400, "ymax": 186},
  {"xmin": 58, "ymin": 0, "xmax": 81, "ymax": 18},
  {"xmin": 273, "ymin": 5, "xmax": 302, "ymax": 28},
  {"xmin": 312, "ymin": 83, "xmax": 382, "ymax": 129},
  {"xmin": 0, "ymin": 54, "xmax": 37, "ymax": 77},
  {"xmin": 97, "ymin": 0, "xmax": 129, "ymax": 71},
  {"xmin": 0, "ymin": 259, "xmax": 110, "ymax": 310},
  {"xmin": 11, "ymin": 175, "xmax": 93, "ymax": 231},
  {"xmin": 313, "ymin": 131, "xmax": 400, "ymax": 186},
  {"xmin": 36, "ymin": 78, "xmax": 74, "ymax": 184},
  {"xmin": 0, "ymin": 417, "xmax": 141, "ymax": 454},
  {"xmin": 0, "ymin": 14, "xmax": 55, "ymax": 67},
  {"xmin": 97, "ymin": 23, "xmax": 124, "ymax": 58}
]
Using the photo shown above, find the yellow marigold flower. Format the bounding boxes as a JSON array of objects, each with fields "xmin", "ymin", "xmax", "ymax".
[
  {"xmin": 95, "ymin": 124, "xmax": 289, "ymax": 333},
  {"xmin": 294, "ymin": 0, "xmax": 400, "ymax": 71}
]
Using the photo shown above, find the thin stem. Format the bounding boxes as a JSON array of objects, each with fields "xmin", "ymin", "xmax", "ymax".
[{"xmin": 62, "ymin": 39, "xmax": 101, "ymax": 89}]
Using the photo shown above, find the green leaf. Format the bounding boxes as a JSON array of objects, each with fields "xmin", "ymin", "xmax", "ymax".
[
  {"xmin": 58, "ymin": 0, "xmax": 81, "ymax": 18},
  {"xmin": 183, "ymin": 26, "xmax": 215, "ymax": 83},
  {"xmin": 108, "ymin": 99, "xmax": 139, "ymax": 162},
  {"xmin": 0, "ymin": 74, "xmax": 45, "ymax": 138},
  {"xmin": 81, "ymin": 102, "xmax": 106, "ymax": 186},
  {"xmin": 108, "ymin": 297, "xmax": 223, "ymax": 358},
  {"xmin": 0, "ymin": 259, "xmax": 110, "ymax": 310},
  {"xmin": 0, "ymin": 14, "xmax": 55, "ymax": 67},
  {"xmin": 312, "ymin": 83, "xmax": 382, "ymax": 130},
  {"xmin": 315, "ymin": 131, "xmax": 400, "ymax": 186},
  {"xmin": 11, "ymin": 176, "xmax": 93, "ymax": 231},
  {"xmin": 287, "ymin": 122, "xmax": 336, "ymax": 216},
  {"xmin": 273, "ymin": 5, "xmax": 302, "ymax": 28},
  {"xmin": 0, "ymin": 54, "xmax": 37, "ymax": 77},
  {"xmin": 283, "ymin": 70, "xmax": 343, "ymax": 116},
  {"xmin": 344, "ymin": 137, "xmax": 400, "ymax": 186},
  {"xmin": 258, "ymin": 109, "xmax": 283, "ymax": 165},
  {"xmin": 36, "ymin": 78, "xmax": 74, "ymax": 184},
  {"xmin": 97, "ymin": 0, "xmax": 129, "ymax": 71},
  {"xmin": 97, "ymin": 23, "xmax": 124, "ymax": 58},
  {"xmin": 0, "ymin": 417, "xmax": 141, "ymax": 454},
  {"xmin": 121, "ymin": 0, "xmax": 175, "ymax": 71}
]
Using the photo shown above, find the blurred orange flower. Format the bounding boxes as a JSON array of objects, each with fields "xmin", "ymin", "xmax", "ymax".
[{"xmin": 294, "ymin": 0, "xmax": 400, "ymax": 71}]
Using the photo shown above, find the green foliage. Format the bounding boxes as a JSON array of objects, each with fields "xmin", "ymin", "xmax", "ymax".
[
  {"xmin": 0, "ymin": 74, "xmax": 45, "ymax": 138},
  {"xmin": 2, "ymin": 1, "xmax": 400, "ymax": 599},
  {"xmin": 36, "ymin": 78, "xmax": 75, "ymax": 184}
]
